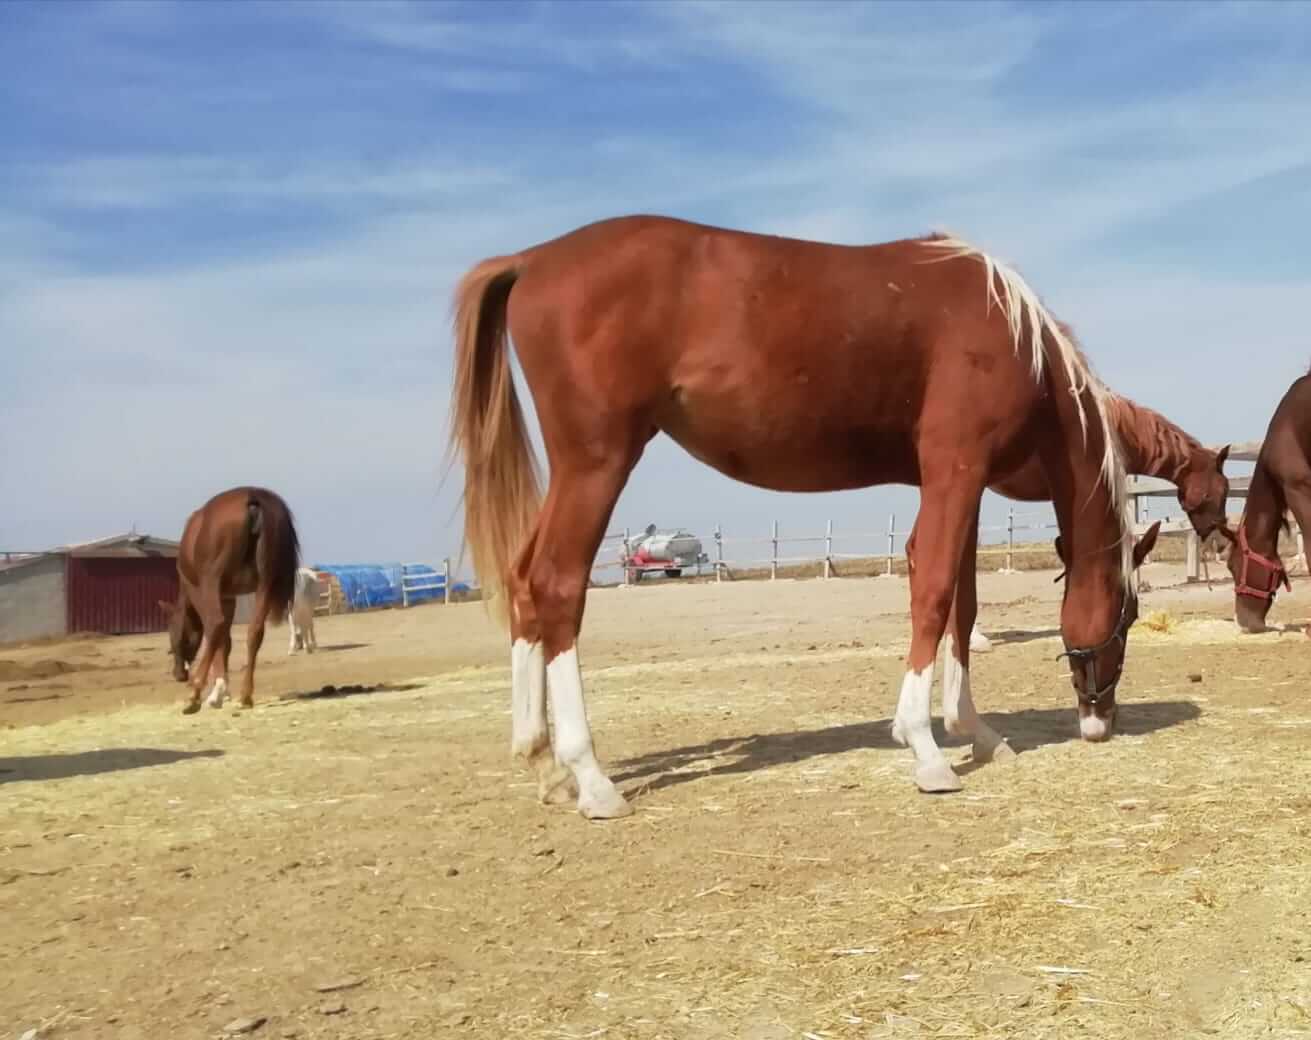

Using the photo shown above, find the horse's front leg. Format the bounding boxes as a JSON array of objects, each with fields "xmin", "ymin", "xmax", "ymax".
[
  {"xmin": 892, "ymin": 474, "xmax": 988, "ymax": 793},
  {"xmin": 942, "ymin": 501, "xmax": 1015, "ymax": 765}
]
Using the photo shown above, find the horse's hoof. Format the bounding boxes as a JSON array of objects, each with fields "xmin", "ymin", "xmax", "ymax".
[
  {"xmin": 579, "ymin": 783, "xmax": 633, "ymax": 820},
  {"xmin": 914, "ymin": 761, "xmax": 963, "ymax": 794},
  {"xmin": 182, "ymin": 701, "xmax": 201, "ymax": 715},
  {"xmin": 974, "ymin": 736, "xmax": 1017, "ymax": 765},
  {"xmin": 538, "ymin": 768, "xmax": 578, "ymax": 806}
]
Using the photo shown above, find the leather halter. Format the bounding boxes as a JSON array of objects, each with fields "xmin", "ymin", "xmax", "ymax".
[
  {"xmin": 1233, "ymin": 521, "xmax": 1290, "ymax": 602},
  {"xmin": 1057, "ymin": 588, "xmax": 1136, "ymax": 708}
]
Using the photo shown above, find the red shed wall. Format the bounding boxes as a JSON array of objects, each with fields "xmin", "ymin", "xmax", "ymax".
[{"xmin": 66, "ymin": 556, "xmax": 179, "ymax": 635}]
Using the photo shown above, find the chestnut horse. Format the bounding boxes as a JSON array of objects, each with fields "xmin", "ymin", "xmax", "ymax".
[
  {"xmin": 158, "ymin": 486, "xmax": 300, "ymax": 713},
  {"xmin": 907, "ymin": 393, "xmax": 1230, "ymax": 651},
  {"xmin": 1227, "ymin": 371, "xmax": 1311, "ymax": 633},
  {"xmin": 448, "ymin": 214, "xmax": 1153, "ymax": 819}
]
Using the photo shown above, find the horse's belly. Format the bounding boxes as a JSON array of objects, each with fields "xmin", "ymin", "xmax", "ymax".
[{"xmin": 660, "ymin": 390, "xmax": 916, "ymax": 492}]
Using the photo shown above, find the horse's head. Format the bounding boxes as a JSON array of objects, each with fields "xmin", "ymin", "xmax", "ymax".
[
  {"xmin": 1223, "ymin": 522, "xmax": 1289, "ymax": 633},
  {"xmin": 1054, "ymin": 520, "xmax": 1161, "ymax": 742},
  {"xmin": 157, "ymin": 598, "xmax": 201, "ymax": 682},
  {"xmin": 1176, "ymin": 443, "xmax": 1231, "ymax": 540}
]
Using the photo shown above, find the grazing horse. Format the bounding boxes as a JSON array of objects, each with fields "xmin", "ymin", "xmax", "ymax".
[
  {"xmin": 158, "ymin": 486, "xmax": 300, "ymax": 712},
  {"xmin": 907, "ymin": 393, "xmax": 1230, "ymax": 651},
  {"xmin": 288, "ymin": 566, "xmax": 322, "ymax": 654},
  {"xmin": 447, "ymin": 214, "xmax": 1154, "ymax": 818},
  {"xmin": 1227, "ymin": 371, "xmax": 1311, "ymax": 633}
]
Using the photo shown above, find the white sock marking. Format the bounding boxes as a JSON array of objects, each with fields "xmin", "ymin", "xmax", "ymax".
[
  {"xmin": 206, "ymin": 677, "xmax": 228, "ymax": 709},
  {"xmin": 547, "ymin": 646, "xmax": 627, "ymax": 816},
  {"xmin": 510, "ymin": 638, "xmax": 546, "ymax": 758},
  {"xmin": 893, "ymin": 664, "xmax": 944, "ymax": 765},
  {"xmin": 1079, "ymin": 713, "xmax": 1110, "ymax": 741}
]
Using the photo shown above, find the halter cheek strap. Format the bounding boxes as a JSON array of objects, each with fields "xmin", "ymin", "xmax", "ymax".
[
  {"xmin": 1057, "ymin": 590, "xmax": 1134, "ymax": 708},
  {"xmin": 1234, "ymin": 522, "xmax": 1290, "ymax": 602}
]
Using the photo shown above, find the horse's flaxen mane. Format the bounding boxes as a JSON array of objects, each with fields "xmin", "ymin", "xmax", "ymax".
[
  {"xmin": 1104, "ymin": 395, "xmax": 1203, "ymax": 481},
  {"xmin": 918, "ymin": 234, "xmax": 1133, "ymax": 590}
]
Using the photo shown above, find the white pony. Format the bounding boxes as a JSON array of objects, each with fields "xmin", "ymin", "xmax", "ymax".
[{"xmin": 288, "ymin": 567, "xmax": 322, "ymax": 654}]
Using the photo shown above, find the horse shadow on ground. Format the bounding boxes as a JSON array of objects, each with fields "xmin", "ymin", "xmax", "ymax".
[
  {"xmin": 274, "ymin": 681, "xmax": 425, "ymax": 704},
  {"xmin": 2, "ymin": 689, "xmax": 71, "ymax": 705},
  {"xmin": 981, "ymin": 627, "xmax": 1061, "ymax": 647},
  {"xmin": 0, "ymin": 747, "xmax": 223, "ymax": 786},
  {"xmin": 611, "ymin": 699, "xmax": 1202, "ymax": 797},
  {"xmin": 306, "ymin": 643, "xmax": 369, "ymax": 654}
]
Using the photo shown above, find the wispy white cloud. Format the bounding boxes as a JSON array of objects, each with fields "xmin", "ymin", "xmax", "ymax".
[
  {"xmin": 5, "ymin": 0, "xmax": 1311, "ymax": 566},
  {"xmin": 10, "ymin": 155, "xmax": 514, "ymax": 212}
]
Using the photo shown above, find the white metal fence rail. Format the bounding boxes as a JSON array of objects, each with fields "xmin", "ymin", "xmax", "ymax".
[
  {"xmin": 401, "ymin": 558, "xmax": 454, "ymax": 607},
  {"xmin": 590, "ymin": 509, "xmax": 1303, "ymax": 587}
]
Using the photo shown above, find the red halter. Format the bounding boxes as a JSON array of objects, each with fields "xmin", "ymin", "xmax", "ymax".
[{"xmin": 1233, "ymin": 521, "xmax": 1291, "ymax": 601}]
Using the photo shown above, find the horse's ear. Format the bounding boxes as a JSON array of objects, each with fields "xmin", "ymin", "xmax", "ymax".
[
  {"xmin": 1132, "ymin": 521, "xmax": 1162, "ymax": 570},
  {"xmin": 1215, "ymin": 444, "xmax": 1231, "ymax": 472}
]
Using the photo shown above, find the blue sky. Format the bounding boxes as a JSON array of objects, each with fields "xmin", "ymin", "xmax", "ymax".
[{"xmin": 2, "ymin": 0, "xmax": 1309, "ymax": 575}]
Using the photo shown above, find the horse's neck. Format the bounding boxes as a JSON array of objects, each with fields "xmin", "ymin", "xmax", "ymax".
[
  {"xmin": 1244, "ymin": 458, "xmax": 1286, "ymax": 555},
  {"xmin": 1113, "ymin": 398, "xmax": 1201, "ymax": 483}
]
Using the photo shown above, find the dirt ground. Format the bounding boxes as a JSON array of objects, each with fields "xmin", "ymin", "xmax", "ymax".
[{"xmin": 3, "ymin": 561, "xmax": 1311, "ymax": 1040}]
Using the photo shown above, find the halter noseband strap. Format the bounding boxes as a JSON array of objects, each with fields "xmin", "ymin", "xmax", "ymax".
[
  {"xmin": 1234, "ymin": 522, "xmax": 1290, "ymax": 602},
  {"xmin": 1057, "ymin": 588, "xmax": 1135, "ymax": 708}
]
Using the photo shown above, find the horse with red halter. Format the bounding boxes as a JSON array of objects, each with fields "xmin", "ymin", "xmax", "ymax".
[
  {"xmin": 447, "ymin": 214, "xmax": 1155, "ymax": 819},
  {"xmin": 907, "ymin": 392, "xmax": 1229, "ymax": 651},
  {"xmin": 1226, "ymin": 371, "xmax": 1311, "ymax": 633},
  {"xmin": 157, "ymin": 486, "xmax": 300, "ymax": 713}
]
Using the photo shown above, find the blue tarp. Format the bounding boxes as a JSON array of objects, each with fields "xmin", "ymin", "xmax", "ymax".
[{"xmin": 311, "ymin": 563, "xmax": 472, "ymax": 610}]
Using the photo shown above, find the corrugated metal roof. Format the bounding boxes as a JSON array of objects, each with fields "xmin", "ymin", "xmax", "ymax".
[{"xmin": 0, "ymin": 533, "xmax": 180, "ymax": 576}]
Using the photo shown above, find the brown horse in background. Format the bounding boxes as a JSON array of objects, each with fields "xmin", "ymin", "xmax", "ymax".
[
  {"xmin": 1227, "ymin": 371, "xmax": 1311, "ymax": 633},
  {"xmin": 447, "ymin": 214, "xmax": 1158, "ymax": 819},
  {"xmin": 907, "ymin": 392, "xmax": 1229, "ymax": 651},
  {"xmin": 158, "ymin": 486, "xmax": 300, "ymax": 713}
]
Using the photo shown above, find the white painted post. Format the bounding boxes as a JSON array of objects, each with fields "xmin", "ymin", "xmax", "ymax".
[
  {"xmin": 443, "ymin": 557, "xmax": 451, "ymax": 604},
  {"xmin": 715, "ymin": 524, "xmax": 723, "ymax": 583},
  {"xmin": 885, "ymin": 512, "xmax": 896, "ymax": 576},
  {"xmin": 771, "ymin": 520, "xmax": 779, "ymax": 581},
  {"xmin": 1185, "ymin": 532, "xmax": 1199, "ymax": 583},
  {"xmin": 401, "ymin": 572, "xmax": 409, "ymax": 609},
  {"xmin": 824, "ymin": 519, "xmax": 832, "ymax": 580},
  {"xmin": 622, "ymin": 527, "xmax": 631, "ymax": 586}
]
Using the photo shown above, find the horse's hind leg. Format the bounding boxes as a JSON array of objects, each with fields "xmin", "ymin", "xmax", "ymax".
[
  {"xmin": 508, "ymin": 523, "xmax": 576, "ymax": 806},
  {"xmin": 187, "ymin": 582, "xmax": 228, "ymax": 712},
  {"xmin": 529, "ymin": 458, "xmax": 639, "ymax": 820},
  {"xmin": 892, "ymin": 470, "xmax": 987, "ymax": 793},
  {"xmin": 205, "ymin": 598, "xmax": 237, "ymax": 708},
  {"xmin": 942, "ymin": 502, "xmax": 1014, "ymax": 765},
  {"xmin": 238, "ymin": 593, "xmax": 272, "ymax": 709}
]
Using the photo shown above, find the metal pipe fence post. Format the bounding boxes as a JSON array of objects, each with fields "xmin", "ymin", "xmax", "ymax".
[
  {"xmin": 401, "ymin": 569, "xmax": 409, "ymax": 609},
  {"xmin": 824, "ymin": 519, "xmax": 832, "ymax": 579},
  {"xmin": 771, "ymin": 520, "xmax": 779, "ymax": 581},
  {"xmin": 1006, "ymin": 508, "xmax": 1015, "ymax": 573},
  {"xmin": 1186, "ymin": 532, "xmax": 1200, "ymax": 583},
  {"xmin": 885, "ymin": 512, "xmax": 895, "ymax": 576},
  {"xmin": 715, "ymin": 524, "xmax": 723, "ymax": 583},
  {"xmin": 443, "ymin": 557, "xmax": 451, "ymax": 604},
  {"xmin": 622, "ymin": 527, "xmax": 631, "ymax": 586}
]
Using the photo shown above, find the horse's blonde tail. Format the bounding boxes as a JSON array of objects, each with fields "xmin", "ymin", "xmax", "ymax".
[{"xmin": 446, "ymin": 255, "xmax": 542, "ymax": 625}]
